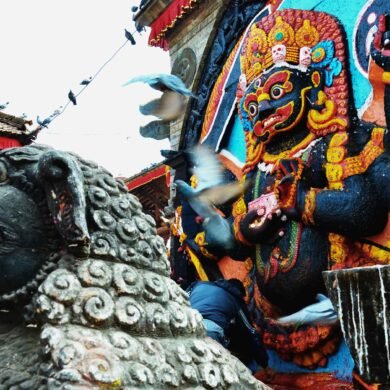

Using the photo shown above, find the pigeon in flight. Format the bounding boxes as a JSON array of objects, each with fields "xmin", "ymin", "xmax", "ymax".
[
  {"xmin": 175, "ymin": 145, "xmax": 250, "ymax": 220},
  {"xmin": 68, "ymin": 90, "xmax": 77, "ymax": 105},
  {"xmin": 124, "ymin": 73, "xmax": 194, "ymax": 96},
  {"xmin": 124, "ymin": 73, "xmax": 194, "ymax": 120},
  {"xmin": 277, "ymin": 294, "xmax": 338, "ymax": 325}
]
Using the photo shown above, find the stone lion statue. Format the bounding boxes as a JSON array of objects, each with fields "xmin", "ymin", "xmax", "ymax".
[{"xmin": 0, "ymin": 144, "xmax": 267, "ymax": 389}]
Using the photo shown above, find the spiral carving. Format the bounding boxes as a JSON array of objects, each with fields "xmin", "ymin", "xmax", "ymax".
[
  {"xmin": 144, "ymin": 213, "xmax": 157, "ymax": 228},
  {"xmin": 139, "ymin": 339, "xmax": 166, "ymax": 369},
  {"xmin": 81, "ymin": 349, "xmax": 124, "ymax": 384},
  {"xmin": 92, "ymin": 210, "xmax": 116, "ymax": 231},
  {"xmin": 156, "ymin": 364, "xmax": 179, "ymax": 387},
  {"xmin": 182, "ymin": 365, "xmax": 199, "ymax": 384},
  {"xmin": 118, "ymin": 245, "xmax": 138, "ymax": 265},
  {"xmin": 143, "ymin": 274, "xmax": 169, "ymax": 303},
  {"xmin": 166, "ymin": 279, "xmax": 189, "ymax": 306},
  {"xmin": 199, "ymin": 363, "xmax": 222, "ymax": 388},
  {"xmin": 134, "ymin": 216, "xmax": 150, "ymax": 234},
  {"xmin": 87, "ymin": 186, "xmax": 110, "ymax": 209},
  {"xmin": 97, "ymin": 175, "xmax": 120, "ymax": 196},
  {"xmin": 73, "ymin": 287, "xmax": 114, "ymax": 325},
  {"xmin": 190, "ymin": 340, "xmax": 213, "ymax": 363},
  {"xmin": 137, "ymin": 240, "xmax": 156, "ymax": 265},
  {"xmin": 78, "ymin": 259, "xmax": 113, "ymax": 288},
  {"xmin": 111, "ymin": 198, "xmax": 133, "ymax": 219},
  {"xmin": 168, "ymin": 302, "xmax": 189, "ymax": 335},
  {"xmin": 91, "ymin": 231, "xmax": 118, "ymax": 258},
  {"xmin": 80, "ymin": 164, "xmax": 96, "ymax": 182},
  {"xmin": 35, "ymin": 295, "xmax": 69, "ymax": 324},
  {"xmin": 145, "ymin": 303, "xmax": 171, "ymax": 335},
  {"xmin": 176, "ymin": 345, "xmax": 192, "ymax": 364},
  {"xmin": 108, "ymin": 331, "xmax": 139, "ymax": 361},
  {"xmin": 149, "ymin": 235, "xmax": 166, "ymax": 256},
  {"xmin": 116, "ymin": 219, "xmax": 140, "ymax": 244},
  {"xmin": 129, "ymin": 363, "xmax": 155, "ymax": 386},
  {"xmin": 115, "ymin": 297, "xmax": 145, "ymax": 329},
  {"xmin": 112, "ymin": 264, "xmax": 142, "ymax": 296},
  {"xmin": 54, "ymin": 341, "xmax": 86, "ymax": 368},
  {"xmin": 126, "ymin": 194, "xmax": 143, "ymax": 214},
  {"xmin": 221, "ymin": 364, "xmax": 239, "ymax": 384},
  {"xmin": 40, "ymin": 269, "xmax": 81, "ymax": 304}
]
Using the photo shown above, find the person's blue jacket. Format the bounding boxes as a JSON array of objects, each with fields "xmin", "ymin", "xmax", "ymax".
[{"xmin": 187, "ymin": 279, "xmax": 268, "ymax": 368}]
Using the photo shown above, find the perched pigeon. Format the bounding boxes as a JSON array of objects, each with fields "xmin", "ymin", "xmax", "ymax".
[
  {"xmin": 68, "ymin": 90, "xmax": 77, "ymax": 105},
  {"xmin": 36, "ymin": 115, "xmax": 52, "ymax": 129},
  {"xmin": 0, "ymin": 102, "xmax": 9, "ymax": 110},
  {"xmin": 80, "ymin": 77, "xmax": 92, "ymax": 86},
  {"xmin": 277, "ymin": 294, "xmax": 338, "ymax": 325},
  {"xmin": 124, "ymin": 29, "xmax": 136, "ymax": 45},
  {"xmin": 123, "ymin": 73, "xmax": 194, "ymax": 96}
]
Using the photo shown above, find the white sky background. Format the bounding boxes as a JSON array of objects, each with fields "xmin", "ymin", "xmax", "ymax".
[{"xmin": 0, "ymin": 0, "xmax": 171, "ymax": 177}]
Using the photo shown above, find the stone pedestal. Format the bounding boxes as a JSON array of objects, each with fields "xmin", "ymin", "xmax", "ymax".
[{"xmin": 323, "ymin": 265, "xmax": 390, "ymax": 385}]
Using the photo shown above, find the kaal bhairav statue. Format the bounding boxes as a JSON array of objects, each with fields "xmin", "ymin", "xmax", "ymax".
[
  {"xmin": 0, "ymin": 144, "xmax": 268, "ymax": 389},
  {"xmin": 173, "ymin": 8, "xmax": 390, "ymax": 386}
]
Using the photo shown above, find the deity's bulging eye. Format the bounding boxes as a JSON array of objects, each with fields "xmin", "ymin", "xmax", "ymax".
[
  {"xmin": 248, "ymin": 102, "xmax": 258, "ymax": 117},
  {"xmin": 270, "ymin": 85, "xmax": 284, "ymax": 100},
  {"xmin": 254, "ymin": 79, "xmax": 261, "ymax": 88}
]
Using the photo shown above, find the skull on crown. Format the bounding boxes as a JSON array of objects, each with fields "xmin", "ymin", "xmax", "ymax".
[
  {"xmin": 299, "ymin": 46, "xmax": 312, "ymax": 68},
  {"xmin": 271, "ymin": 44, "xmax": 287, "ymax": 64}
]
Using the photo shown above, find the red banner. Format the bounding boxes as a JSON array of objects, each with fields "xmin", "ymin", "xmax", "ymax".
[{"xmin": 148, "ymin": 0, "xmax": 198, "ymax": 50}]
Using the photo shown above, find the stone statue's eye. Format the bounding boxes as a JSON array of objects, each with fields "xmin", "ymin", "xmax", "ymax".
[
  {"xmin": 270, "ymin": 85, "xmax": 284, "ymax": 99},
  {"xmin": 248, "ymin": 102, "xmax": 258, "ymax": 117}
]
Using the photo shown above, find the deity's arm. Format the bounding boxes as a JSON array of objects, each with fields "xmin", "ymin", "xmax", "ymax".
[{"xmin": 297, "ymin": 174, "xmax": 387, "ymax": 238}]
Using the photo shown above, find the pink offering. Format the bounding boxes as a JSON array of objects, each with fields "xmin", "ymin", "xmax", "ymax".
[{"xmin": 248, "ymin": 192, "xmax": 279, "ymax": 216}]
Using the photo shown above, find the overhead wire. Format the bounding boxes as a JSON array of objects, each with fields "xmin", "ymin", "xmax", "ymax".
[{"xmin": 34, "ymin": 27, "xmax": 140, "ymax": 132}]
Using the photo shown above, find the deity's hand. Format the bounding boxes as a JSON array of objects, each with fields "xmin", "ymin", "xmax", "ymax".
[
  {"xmin": 371, "ymin": 14, "xmax": 390, "ymax": 71},
  {"xmin": 239, "ymin": 207, "xmax": 287, "ymax": 244},
  {"xmin": 274, "ymin": 158, "xmax": 306, "ymax": 219}
]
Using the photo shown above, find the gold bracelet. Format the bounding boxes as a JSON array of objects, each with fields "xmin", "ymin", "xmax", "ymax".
[{"xmin": 302, "ymin": 188, "xmax": 317, "ymax": 225}]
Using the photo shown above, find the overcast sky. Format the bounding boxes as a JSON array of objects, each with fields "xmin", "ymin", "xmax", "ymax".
[{"xmin": 0, "ymin": 0, "xmax": 171, "ymax": 177}]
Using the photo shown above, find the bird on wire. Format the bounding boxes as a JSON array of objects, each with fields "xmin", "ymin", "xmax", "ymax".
[
  {"xmin": 123, "ymin": 73, "xmax": 195, "ymax": 121},
  {"xmin": 36, "ymin": 115, "xmax": 53, "ymax": 129},
  {"xmin": 124, "ymin": 29, "xmax": 137, "ymax": 45},
  {"xmin": 0, "ymin": 102, "xmax": 9, "ymax": 111},
  {"xmin": 68, "ymin": 90, "xmax": 77, "ymax": 105},
  {"xmin": 80, "ymin": 77, "xmax": 92, "ymax": 86}
]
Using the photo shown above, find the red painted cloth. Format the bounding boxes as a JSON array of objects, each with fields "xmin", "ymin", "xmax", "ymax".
[
  {"xmin": 148, "ymin": 0, "xmax": 198, "ymax": 50},
  {"xmin": 0, "ymin": 137, "xmax": 22, "ymax": 149}
]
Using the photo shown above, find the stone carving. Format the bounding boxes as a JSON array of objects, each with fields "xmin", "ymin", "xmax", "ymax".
[
  {"xmin": 172, "ymin": 48, "xmax": 197, "ymax": 88},
  {"xmin": 0, "ymin": 144, "xmax": 267, "ymax": 388},
  {"xmin": 176, "ymin": 8, "xmax": 390, "ymax": 381}
]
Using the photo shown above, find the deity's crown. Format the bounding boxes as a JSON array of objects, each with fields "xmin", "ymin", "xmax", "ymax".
[{"xmin": 241, "ymin": 15, "xmax": 324, "ymax": 84}]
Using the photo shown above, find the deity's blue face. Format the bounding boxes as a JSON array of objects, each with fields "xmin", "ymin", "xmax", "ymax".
[{"xmin": 240, "ymin": 67, "xmax": 313, "ymax": 143}]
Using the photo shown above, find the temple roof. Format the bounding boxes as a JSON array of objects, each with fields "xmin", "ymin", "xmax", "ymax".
[
  {"xmin": 0, "ymin": 112, "xmax": 34, "ymax": 144},
  {"xmin": 124, "ymin": 162, "xmax": 170, "ymax": 240}
]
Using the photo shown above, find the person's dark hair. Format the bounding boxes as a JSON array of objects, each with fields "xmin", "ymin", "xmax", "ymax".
[{"xmin": 228, "ymin": 278, "xmax": 246, "ymax": 297}]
